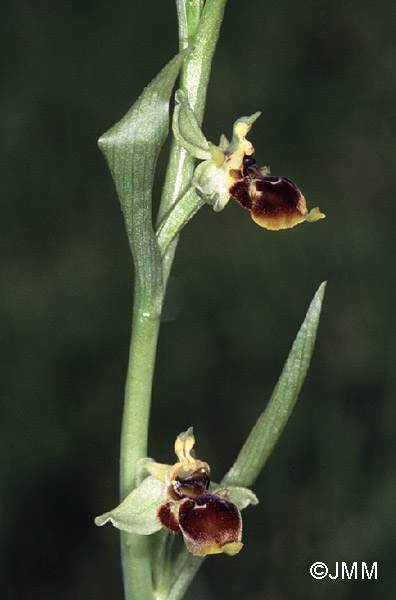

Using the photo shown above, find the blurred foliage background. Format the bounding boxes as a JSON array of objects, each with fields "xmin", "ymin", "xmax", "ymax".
[{"xmin": 1, "ymin": 1, "xmax": 395, "ymax": 599}]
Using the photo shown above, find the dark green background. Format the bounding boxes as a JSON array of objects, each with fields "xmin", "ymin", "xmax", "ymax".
[{"xmin": 2, "ymin": 1, "xmax": 395, "ymax": 598}]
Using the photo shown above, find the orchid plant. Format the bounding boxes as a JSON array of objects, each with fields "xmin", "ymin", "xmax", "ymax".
[{"xmin": 95, "ymin": 2, "xmax": 326, "ymax": 599}]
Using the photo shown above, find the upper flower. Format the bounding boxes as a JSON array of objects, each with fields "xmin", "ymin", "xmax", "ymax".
[
  {"xmin": 193, "ymin": 113, "xmax": 325, "ymax": 230},
  {"xmin": 172, "ymin": 90, "xmax": 325, "ymax": 230}
]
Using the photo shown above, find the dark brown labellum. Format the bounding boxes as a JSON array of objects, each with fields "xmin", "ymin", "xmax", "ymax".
[
  {"xmin": 252, "ymin": 176, "xmax": 305, "ymax": 217},
  {"xmin": 178, "ymin": 493, "xmax": 242, "ymax": 556},
  {"xmin": 229, "ymin": 155, "xmax": 308, "ymax": 230}
]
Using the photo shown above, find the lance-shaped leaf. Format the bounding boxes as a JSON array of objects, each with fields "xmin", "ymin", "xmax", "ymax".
[
  {"xmin": 222, "ymin": 281, "xmax": 326, "ymax": 488},
  {"xmin": 95, "ymin": 476, "xmax": 166, "ymax": 535},
  {"xmin": 98, "ymin": 50, "xmax": 188, "ymax": 308}
]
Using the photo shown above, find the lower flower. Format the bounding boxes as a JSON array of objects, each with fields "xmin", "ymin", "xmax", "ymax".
[{"xmin": 95, "ymin": 428, "xmax": 257, "ymax": 557}]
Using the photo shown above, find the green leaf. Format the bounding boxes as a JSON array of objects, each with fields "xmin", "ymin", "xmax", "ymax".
[
  {"xmin": 95, "ymin": 476, "xmax": 166, "ymax": 535},
  {"xmin": 172, "ymin": 90, "xmax": 212, "ymax": 159},
  {"xmin": 222, "ymin": 281, "xmax": 327, "ymax": 488},
  {"xmin": 98, "ymin": 50, "xmax": 188, "ymax": 310}
]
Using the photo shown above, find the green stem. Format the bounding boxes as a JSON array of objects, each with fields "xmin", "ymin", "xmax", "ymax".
[
  {"xmin": 158, "ymin": 0, "xmax": 227, "ymax": 224},
  {"xmin": 121, "ymin": 535, "xmax": 153, "ymax": 600},
  {"xmin": 120, "ymin": 308, "xmax": 161, "ymax": 498},
  {"xmin": 119, "ymin": 2, "xmax": 227, "ymax": 599},
  {"xmin": 157, "ymin": 0, "xmax": 227, "ymax": 299},
  {"xmin": 120, "ymin": 305, "xmax": 161, "ymax": 600}
]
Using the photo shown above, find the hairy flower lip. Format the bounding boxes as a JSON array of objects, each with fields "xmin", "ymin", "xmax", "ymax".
[
  {"xmin": 151, "ymin": 430, "xmax": 244, "ymax": 556},
  {"xmin": 178, "ymin": 493, "xmax": 243, "ymax": 556},
  {"xmin": 229, "ymin": 155, "xmax": 325, "ymax": 230},
  {"xmin": 157, "ymin": 491, "xmax": 243, "ymax": 556}
]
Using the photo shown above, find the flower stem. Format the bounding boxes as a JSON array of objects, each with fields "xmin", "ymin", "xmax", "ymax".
[
  {"xmin": 120, "ymin": 304, "xmax": 161, "ymax": 600},
  {"xmin": 159, "ymin": 0, "xmax": 227, "ymax": 224},
  {"xmin": 120, "ymin": 308, "xmax": 161, "ymax": 499},
  {"xmin": 118, "ymin": 2, "xmax": 227, "ymax": 599},
  {"xmin": 158, "ymin": 0, "xmax": 227, "ymax": 287}
]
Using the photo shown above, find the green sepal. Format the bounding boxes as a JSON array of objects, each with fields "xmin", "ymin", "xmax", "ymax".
[
  {"xmin": 227, "ymin": 485, "xmax": 259, "ymax": 510},
  {"xmin": 222, "ymin": 282, "xmax": 327, "ymax": 488},
  {"xmin": 172, "ymin": 90, "xmax": 212, "ymax": 160},
  {"xmin": 95, "ymin": 476, "xmax": 166, "ymax": 535},
  {"xmin": 192, "ymin": 159, "xmax": 229, "ymax": 211},
  {"xmin": 210, "ymin": 484, "xmax": 259, "ymax": 510}
]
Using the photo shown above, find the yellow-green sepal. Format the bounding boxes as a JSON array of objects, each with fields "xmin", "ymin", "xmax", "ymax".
[{"xmin": 95, "ymin": 476, "xmax": 166, "ymax": 535}]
